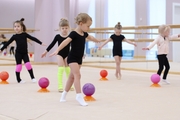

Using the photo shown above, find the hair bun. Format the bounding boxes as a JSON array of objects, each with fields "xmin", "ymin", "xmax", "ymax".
[
  {"xmin": 117, "ymin": 22, "xmax": 121, "ymax": 25},
  {"xmin": 60, "ymin": 18, "xmax": 67, "ymax": 21},
  {"xmin": 20, "ymin": 18, "xmax": 25, "ymax": 21}
]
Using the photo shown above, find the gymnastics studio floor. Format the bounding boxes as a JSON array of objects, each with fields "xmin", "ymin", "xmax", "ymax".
[{"xmin": 0, "ymin": 56, "xmax": 180, "ymax": 120}]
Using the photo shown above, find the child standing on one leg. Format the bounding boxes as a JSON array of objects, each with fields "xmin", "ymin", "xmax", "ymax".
[
  {"xmin": 41, "ymin": 18, "xmax": 73, "ymax": 92},
  {"xmin": 142, "ymin": 24, "xmax": 180, "ymax": 84},
  {"xmin": 0, "ymin": 18, "xmax": 46, "ymax": 83},
  {"xmin": 50, "ymin": 13, "xmax": 100, "ymax": 106},
  {"xmin": 99, "ymin": 22, "xmax": 136, "ymax": 80}
]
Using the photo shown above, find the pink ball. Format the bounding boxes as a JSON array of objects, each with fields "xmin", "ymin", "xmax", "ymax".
[
  {"xmin": 151, "ymin": 74, "xmax": 160, "ymax": 84},
  {"xmin": 38, "ymin": 77, "xmax": 49, "ymax": 88}
]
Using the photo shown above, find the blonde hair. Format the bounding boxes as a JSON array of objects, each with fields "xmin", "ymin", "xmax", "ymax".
[
  {"xmin": 59, "ymin": 18, "xmax": 69, "ymax": 27},
  {"xmin": 75, "ymin": 13, "xmax": 92, "ymax": 25},
  {"xmin": 115, "ymin": 22, "xmax": 122, "ymax": 29},
  {"xmin": 158, "ymin": 24, "xmax": 171, "ymax": 35}
]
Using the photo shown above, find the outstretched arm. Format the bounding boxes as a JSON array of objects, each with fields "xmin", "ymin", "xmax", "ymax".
[
  {"xmin": 169, "ymin": 34, "xmax": 180, "ymax": 40},
  {"xmin": 124, "ymin": 38, "xmax": 137, "ymax": 46},
  {"xmin": 99, "ymin": 38, "xmax": 112, "ymax": 50},
  {"xmin": 0, "ymin": 36, "xmax": 15, "ymax": 51},
  {"xmin": 142, "ymin": 38, "xmax": 158, "ymax": 50},
  {"xmin": 86, "ymin": 35, "xmax": 101, "ymax": 43},
  {"xmin": 49, "ymin": 37, "xmax": 72, "ymax": 57},
  {"xmin": 41, "ymin": 50, "xmax": 48, "ymax": 58}
]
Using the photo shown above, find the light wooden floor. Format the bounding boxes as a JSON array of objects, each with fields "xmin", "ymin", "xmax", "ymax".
[{"xmin": 0, "ymin": 56, "xmax": 180, "ymax": 120}]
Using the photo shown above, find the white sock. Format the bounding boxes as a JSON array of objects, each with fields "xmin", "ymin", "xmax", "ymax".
[
  {"xmin": 76, "ymin": 93, "xmax": 88, "ymax": 106},
  {"xmin": 60, "ymin": 91, "xmax": 67, "ymax": 102}
]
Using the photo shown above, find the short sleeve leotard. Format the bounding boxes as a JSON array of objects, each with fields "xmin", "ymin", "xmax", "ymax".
[
  {"xmin": 67, "ymin": 31, "xmax": 88, "ymax": 65},
  {"xmin": 46, "ymin": 34, "xmax": 70, "ymax": 59},
  {"xmin": 110, "ymin": 34, "xmax": 125, "ymax": 57}
]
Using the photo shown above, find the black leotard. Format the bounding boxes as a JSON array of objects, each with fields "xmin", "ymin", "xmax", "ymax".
[{"xmin": 67, "ymin": 31, "xmax": 88, "ymax": 65}]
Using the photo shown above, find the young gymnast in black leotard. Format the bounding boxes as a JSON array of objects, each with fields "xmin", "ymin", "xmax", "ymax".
[
  {"xmin": 0, "ymin": 18, "xmax": 46, "ymax": 83},
  {"xmin": 99, "ymin": 22, "xmax": 136, "ymax": 80},
  {"xmin": 50, "ymin": 13, "xmax": 100, "ymax": 106},
  {"xmin": 41, "ymin": 18, "xmax": 74, "ymax": 92}
]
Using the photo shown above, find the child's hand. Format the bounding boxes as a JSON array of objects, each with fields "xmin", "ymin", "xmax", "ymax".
[
  {"xmin": 98, "ymin": 47, "xmax": 102, "ymax": 50},
  {"xmin": 142, "ymin": 47, "xmax": 149, "ymax": 50},
  {"xmin": 41, "ymin": 43, "xmax": 47, "ymax": 46},
  {"xmin": 41, "ymin": 51, "xmax": 47, "ymax": 58},
  {"xmin": 97, "ymin": 39, "xmax": 102, "ymax": 43},
  {"xmin": 49, "ymin": 50, "xmax": 58, "ymax": 57},
  {"xmin": 133, "ymin": 42, "xmax": 137, "ymax": 47}
]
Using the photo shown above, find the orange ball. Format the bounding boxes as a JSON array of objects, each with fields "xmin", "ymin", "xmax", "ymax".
[
  {"xmin": 100, "ymin": 70, "xmax": 108, "ymax": 78},
  {"xmin": 0, "ymin": 71, "xmax": 9, "ymax": 81}
]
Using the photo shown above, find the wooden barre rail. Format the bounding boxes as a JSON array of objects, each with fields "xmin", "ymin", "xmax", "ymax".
[
  {"xmin": 87, "ymin": 24, "xmax": 180, "ymax": 31},
  {"xmin": 0, "ymin": 28, "xmax": 39, "ymax": 31},
  {"xmin": 2, "ymin": 24, "xmax": 180, "ymax": 33},
  {"xmin": 89, "ymin": 31, "xmax": 159, "ymax": 35},
  {"xmin": 0, "ymin": 28, "xmax": 39, "ymax": 34},
  {"xmin": 0, "ymin": 31, "xmax": 159, "ymax": 35},
  {"xmin": 55, "ymin": 24, "xmax": 180, "ymax": 31},
  {"xmin": 100, "ymin": 38, "xmax": 180, "ymax": 42}
]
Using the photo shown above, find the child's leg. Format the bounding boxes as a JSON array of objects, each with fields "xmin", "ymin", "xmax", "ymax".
[
  {"xmin": 162, "ymin": 56, "xmax": 170, "ymax": 80},
  {"xmin": 114, "ymin": 56, "xmax": 121, "ymax": 79},
  {"xmin": 60, "ymin": 72, "xmax": 74, "ymax": 102},
  {"xmin": 70, "ymin": 63, "xmax": 87, "ymax": 106},
  {"xmin": 57, "ymin": 55, "xmax": 66, "ymax": 92},
  {"xmin": 25, "ymin": 62, "xmax": 35, "ymax": 79},
  {"xmin": 61, "ymin": 63, "xmax": 87, "ymax": 106},
  {"xmin": 15, "ymin": 52, "xmax": 23, "ymax": 83},
  {"xmin": 15, "ymin": 64, "xmax": 22, "ymax": 83},
  {"xmin": 157, "ymin": 55, "xmax": 165, "ymax": 76},
  {"xmin": 58, "ymin": 67, "xmax": 64, "ymax": 91},
  {"xmin": 23, "ymin": 54, "xmax": 35, "ymax": 82},
  {"xmin": 64, "ymin": 57, "xmax": 74, "ymax": 90},
  {"xmin": 64, "ymin": 66, "xmax": 70, "ymax": 78}
]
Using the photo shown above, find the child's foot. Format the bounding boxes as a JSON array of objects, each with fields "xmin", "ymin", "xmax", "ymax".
[
  {"xmin": 60, "ymin": 91, "xmax": 67, "ymax": 102},
  {"xmin": 115, "ymin": 74, "xmax": 118, "ymax": 79},
  {"xmin": 58, "ymin": 88, "xmax": 63, "ymax": 93},
  {"xmin": 117, "ymin": 76, "xmax": 121, "ymax": 80},
  {"xmin": 32, "ymin": 78, "xmax": 37, "ymax": 83},
  {"xmin": 76, "ymin": 94, "xmax": 88, "ymax": 106},
  {"xmin": 70, "ymin": 88, "xmax": 74, "ymax": 91},
  {"xmin": 19, "ymin": 80, "xmax": 26, "ymax": 84},
  {"xmin": 162, "ymin": 79, "xmax": 170, "ymax": 84}
]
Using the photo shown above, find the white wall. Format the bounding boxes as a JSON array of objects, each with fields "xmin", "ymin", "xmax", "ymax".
[
  {"xmin": 34, "ymin": 0, "xmax": 70, "ymax": 63},
  {"xmin": 0, "ymin": 0, "xmax": 35, "ymax": 52}
]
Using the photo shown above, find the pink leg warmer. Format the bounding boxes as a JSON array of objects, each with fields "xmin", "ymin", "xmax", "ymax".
[
  {"xmin": 16, "ymin": 64, "xmax": 22, "ymax": 72},
  {"xmin": 25, "ymin": 62, "xmax": 32, "ymax": 70}
]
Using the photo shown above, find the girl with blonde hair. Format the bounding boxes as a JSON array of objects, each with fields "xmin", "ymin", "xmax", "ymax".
[
  {"xmin": 41, "ymin": 18, "xmax": 74, "ymax": 92},
  {"xmin": 142, "ymin": 24, "xmax": 180, "ymax": 84},
  {"xmin": 50, "ymin": 13, "xmax": 100, "ymax": 106}
]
